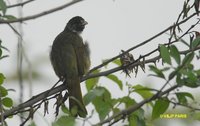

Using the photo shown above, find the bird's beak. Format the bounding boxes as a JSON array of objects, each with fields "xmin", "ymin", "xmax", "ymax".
[{"xmin": 83, "ymin": 21, "xmax": 88, "ymax": 25}]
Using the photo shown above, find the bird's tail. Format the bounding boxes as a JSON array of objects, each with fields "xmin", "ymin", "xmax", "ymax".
[{"xmin": 67, "ymin": 77, "xmax": 87, "ymax": 118}]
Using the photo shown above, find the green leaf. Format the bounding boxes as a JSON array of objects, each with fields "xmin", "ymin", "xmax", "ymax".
[
  {"xmin": 159, "ymin": 45, "xmax": 171, "ymax": 65},
  {"xmin": 152, "ymin": 98, "xmax": 169, "ymax": 120},
  {"xmin": 61, "ymin": 104, "xmax": 70, "ymax": 114},
  {"xmin": 92, "ymin": 87, "xmax": 112, "ymax": 121},
  {"xmin": 93, "ymin": 98, "xmax": 111, "ymax": 121},
  {"xmin": 187, "ymin": 64, "xmax": 194, "ymax": 70},
  {"xmin": 52, "ymin": 116, "xmax": 75, "ymax": 126},
  {"xmin": 132, "ymin": 84, "xmax": 154, "ymax": 99},
  {"xmin": 129, "ymin": 109, "xmax": 146, "ymax": 126},
  {"xmin": 187, "ymin": 71, "xmax": 198, "ymax": 82},
  {"xmin": 182, "ymin": 52, "xmax": 194, "ymax": 65},
  {"xmin": 160, "ymin": 67, "xmax": 171, "ymax": 72},
  {"xmin": 0, "ymin": 73, "xmax": 5, "ymax": 85},
  {"xmin": 28, "ymin": 121, "xmax": 36, "ymax": 126},
  {"xmin": 110, "ymin": 98, "xmax": 120, "ymax": 107},
  {"xmin": 129, "ymin": 113, "xmax": 146, "ymax": 126},
  {"xmin": 176, "ymin": 92, "xmax": 194, "ymax": 104},
  {"xmin": 2, "ymin": 97, "xmax": 13, "ymax": 107},
  {"xmin": 106, "ymin": 74, "xmax": 123, "ymax": 90},
  {"xmin": 149, "ymin": 65, "xmax": 165, "ymax": 79},
  {"xmin": 111, "ymin": 107, "xmax": 121, "ymax": 122},
  {"xmin": 121, "ymin": 96, "xmax": 136, "ymax": 108},
  {"xmin": 170, "ymin": 45, "xmax": 181, "ymax": 64},
  {"xmin": 3, "ymin": 15, "xmax": 17, "ymax": 20},
  {"xmin": 176, "ymin": 73, "xmax": 182, "ymax": 86},
  {"xmin": 191, "ymin": 36, "xmax": 200, "ymax": 49},
  {"xmin": 183, "ymin": 78, "xmax": 200, "ymax": 88},
  {"xmin": 112, "ymin": 58, "xmax": 121, "ymax": 66},
  {"xmin": 168, "ymin": 70, "xmax": 178, "ymax": 80},
  {"xmin": 128, "ymin": 114, "xmax": 137, "ymax": 126},
  {"xmin": 194, "ymin": 112, "xmax": 200, "ymax": 121},
  {"xmin": 0, "ymin": 85, "xmax": 8, "ymax": 97},
  {"xmin": 0, "ymin": 0, "xmax": 7, "ymax": 15},
  {"xmin": 113, "ymin": 107, "xmax": 120, "ymax": 115},
  {"xmin": 85, "ymin": 70, "xmax": 100, "ymax": 91},
  {"xmin": 182, "ymin": 71, "xmax": 200, "ymax": 88},
  {"xmin": 85, "ymin": 78, "xmax": 98, "ymax": 91},
  {"xmin": 83, "ymin": 87, "xmax": 105, "ymax": 105},
  {"xmin": 70, "ymin": 106, "xmax": 78, "ymax": 117},
  {"xmin": 195, "ymin": 69, "xmax": 200, "ymax": 76},
  {"xmin": 121, "ymin": 97, "xmax": 145, "ymax": 126}
]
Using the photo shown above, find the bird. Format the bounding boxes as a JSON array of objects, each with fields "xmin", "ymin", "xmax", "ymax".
[{"xmin": 50, "ymin": 16, "xmax": 90, "ymax": 117}]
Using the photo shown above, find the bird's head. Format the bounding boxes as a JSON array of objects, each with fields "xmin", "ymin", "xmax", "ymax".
[{"xmin": 66, "ymin": 16, "xmax": 88, "ymax": 33}]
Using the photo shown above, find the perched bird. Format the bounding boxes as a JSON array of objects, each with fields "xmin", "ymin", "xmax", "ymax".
[{"xmin": 50, "ymin": 16, "xmax": 90, "ymax": 117}]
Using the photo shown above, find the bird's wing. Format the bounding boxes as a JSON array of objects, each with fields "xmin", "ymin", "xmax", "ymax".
[
  {"xmin": 73, "ymin": 42, "xmax": 88, "ymax": 76},
  {"xmin": 60, "ymin": 42, "xmax": 79, "ymax": 78},
  {"xmin": 60, "ymin": 42, "xmax": 87, "ymax": 117}
]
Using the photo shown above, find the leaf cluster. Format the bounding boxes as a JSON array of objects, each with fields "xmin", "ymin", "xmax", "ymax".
[
  {"xmin": 0, "ymin": 41, "xmax": 13, "ymax": 121},
  {"xmin": 0, "ymin": 0, "xmax": 16, "ymax": 20}
]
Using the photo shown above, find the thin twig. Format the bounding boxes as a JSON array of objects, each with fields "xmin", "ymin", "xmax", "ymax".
[
  {"xmin": 7, "ymin": 23, "xmax": 22, "ymax": 38},
  {"xmin": 1, "ymin": 9, "xmax": 199, "ymax": 123},
  {"xmin": 17, "ymin": 0, "xmax": 24, "ymax": 123},
  {"xmin": 0, "ymin": 93, "xmax": 4, "ymax": 126},
  {"xmin": 168, "ymin": 99, "xmax": 200, "ymax": 111},
  {"xmin": 2, "ymin": 45, "xmax": 200, "ymax": 120},
  {"xmin": 88, "ymin": 12, "xmax": 199, "ymax": 74},
  {"xmin": 7, "ymin": 0, "xmax": 35, "ymax": 8},
  {"xmin": 84, "ymin": 45, "xmax": 200, "ymax": 81},
  {"xmin": 0, "ymin": 0, "xmax": 84, "ymax": 24}
]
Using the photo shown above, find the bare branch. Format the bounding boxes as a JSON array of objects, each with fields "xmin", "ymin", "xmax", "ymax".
[
  {"xmin": 1, "ymin": 4, "xmax": 199, "ymax": 123},
  {"xmin": 2, "ymin": 10, "xmax": 200, "ymax": 118},
  {"xmin": 88, "ymin": 12, "xmax": 198, "ymax": 74},
  {"xmin": 0, "ymin": 93, "xmax": 5, "ymax": 126},
  {"xmin": 2, "ymin": 45, "xmax": 200, "ymax": 120},
  {"xmin": 84, "ymin": 43, "xmax": 200, "ymax": 82},
  {"xmin": 168, "ymin": 99, "xmax": 200, "ymax": 111},
  {"xmin": 0, "ymin": 0, "xmax": 84, "ymax": 24},
  {"xmin": 7, "ymin": 0, "xmax": 35, "ymax": 8},
  {"xmin": 2, "ymin": 83, "xmax": 65, "ymax": 119},
  {"xmin": 7, "ymin": 23, "xmax": 22, "ymax": 37}
]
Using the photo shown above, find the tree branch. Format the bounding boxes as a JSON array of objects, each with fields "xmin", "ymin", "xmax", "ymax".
[
  {"xmin": 84, "ymin": 43, "xmax": 200, "ymax": 81},
  {"xmin": 93, "ymin": 85, "xmax": 179, "ymax": 126},
  {"xmin": 7, "ymin": 0, "xmax": 35, "ymax": 8},
  {"xmin": 2, "ymin": 45, "xmax": 200, "ymax": 120},
  {"xmin": 2, "ymin": 11, "xmax": 200, "ymax": 118},
  {"xmin": 0, "ymin": 93, "xmax": 5, "ymax": 126},
  {"xmin": 169, "ymin": 100, "xmax": 200, "ymax": 111},
  {"xmin": 1, "ymin": 7, "xmax": 199, "ymax": 123},
  {"xmin": 2, "ymin": 83, "xmax": 65, "ymax": 119},
  {"xmin": 0, "ymin": 0, "xmax": 84, "ymax": 24},
  {"xmin": 88, "ymin": 12, "xmax": 198, "ymax": 74}
]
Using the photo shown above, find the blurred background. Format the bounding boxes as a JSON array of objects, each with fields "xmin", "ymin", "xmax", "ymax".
[{"xmin": 0, "ymin": 0, "xmax": 200, "ymax": 125}]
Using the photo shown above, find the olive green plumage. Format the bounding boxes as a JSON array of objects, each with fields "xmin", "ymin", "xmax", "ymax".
[{"xmin": 50, "ymin": 16, "xmax": 90, "ymax": 117}]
